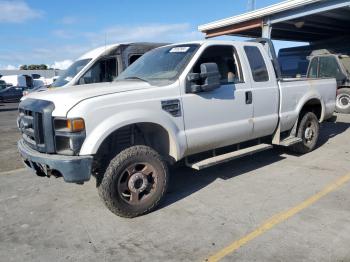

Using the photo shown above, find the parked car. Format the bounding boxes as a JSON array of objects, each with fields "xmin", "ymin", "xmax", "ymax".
[
  {"xmin": 0, "ymin": 86, "xmax": 25, "ymax": 102},
  {"xmin": 50, "ymin": 42, "xmax": 166, "ymax": 88},
  {"xmin": 0, "ymin": 75, "xmax": 32, "ymax": 102},
  {"xmin": 18, "ymin": 39, "xmax": 336, "ymax": 218},
  {"xmin": 307, "ymin": 49, "xmax": 350, "ymax": 114}
]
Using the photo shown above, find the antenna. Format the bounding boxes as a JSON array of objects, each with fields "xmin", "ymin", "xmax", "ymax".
[
  {"xmin": 104, "ymin": 32, "xmax": 107, "ymax": 53},
  {"xmin": 247, "ymin": 0, "xmax": 256, "ymax": 11}
]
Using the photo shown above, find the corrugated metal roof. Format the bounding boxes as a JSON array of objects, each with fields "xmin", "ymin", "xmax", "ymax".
[
  {"xmin": 198, "ymin": 0, "xmax": 350, "ymax": 42},
  {"xmin": 198, "ymin": 0, "xmax": 321, "ymax": 32}
]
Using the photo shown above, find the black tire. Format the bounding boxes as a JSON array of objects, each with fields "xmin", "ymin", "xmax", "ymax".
[
  {"xmin": 98, "ymin": 145, "xmax": 169, "ymax": 218},
  {"xmin": 290, "ymin": 112, "xmax": 320, "ymax": 154},
  {"xmin": 335, "ymin": 88, "xmax": 350, "ymax": 114}
]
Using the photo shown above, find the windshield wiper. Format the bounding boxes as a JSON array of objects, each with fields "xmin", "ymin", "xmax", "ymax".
[{"xmin": 123, "ymin": 76, "xmax": 148, "ymax": 82}]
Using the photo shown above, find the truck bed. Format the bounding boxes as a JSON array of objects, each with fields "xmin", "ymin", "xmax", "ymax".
[{"xmin": 278, "ymin": 78, "xmax": 336, "ymax": 132}]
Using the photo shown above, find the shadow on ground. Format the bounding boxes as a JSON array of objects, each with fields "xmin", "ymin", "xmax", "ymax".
[
  {"xmin": 159, "ymin": 116, "xmax": 350, "ymax": 211},
  {"xmin": 0, "ymin": 103, "xmax": 18, "ymax": 112}
]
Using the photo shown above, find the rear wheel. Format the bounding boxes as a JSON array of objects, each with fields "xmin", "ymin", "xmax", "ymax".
[
  {"xmin": 98, "ymin": 145, "xmax": 169, "ymax": 218},
  {"xmin": 290, "ymin": 112, "xmax": 319, "ymax": 154},
  {"xmin": 335, "ymin": 88, "xmax": 350, "ymax": 114}
]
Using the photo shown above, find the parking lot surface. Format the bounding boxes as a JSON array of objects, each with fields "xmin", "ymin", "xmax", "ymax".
[{"xmin": 1, "ymin": 103, "xmax": 350, "ymax": 262}]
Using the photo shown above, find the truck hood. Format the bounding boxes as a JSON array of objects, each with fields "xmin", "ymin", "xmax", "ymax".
[{"xmin": 24, "ymin": 81, "xmax": 151, "ymax": 116}]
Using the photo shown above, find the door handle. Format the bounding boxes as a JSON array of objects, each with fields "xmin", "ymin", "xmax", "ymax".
[{"xmin": 245, "ymin": 91, "xmax": 252, "ymax": 104}]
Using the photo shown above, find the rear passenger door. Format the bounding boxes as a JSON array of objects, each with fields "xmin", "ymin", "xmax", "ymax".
[{"xmin": 243, "ymin": 45, "xmax": 279, "ymax": 139}]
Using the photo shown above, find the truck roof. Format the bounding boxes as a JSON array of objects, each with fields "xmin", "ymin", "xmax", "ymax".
[
  {"xmin": 162, "ymin": 40, "xmax": 260, "ymax": 47},
  {"xmin": 78, "ymin": 42, "xmax": 169, "ymax": 61},
  {"xmin": 79, "ymin": 44, "xmax": 123, "ymax": 60}
]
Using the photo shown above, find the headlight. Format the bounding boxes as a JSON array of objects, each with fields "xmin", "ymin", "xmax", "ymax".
[
  {"xmin": 54, "ymin": 118, "xmax": 85, "ymax": 132},
  {"xmin": 54, "ymin": 118, "xmax": 86, "ymax": 155}
]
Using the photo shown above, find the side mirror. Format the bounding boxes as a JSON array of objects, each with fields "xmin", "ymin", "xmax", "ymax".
[{"xmin": 187, "ymin": 63, "xmax": 221, "ymax": 93}]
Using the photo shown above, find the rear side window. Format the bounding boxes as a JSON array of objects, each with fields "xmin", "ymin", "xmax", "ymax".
[
  {"xmin": 308, "ymin": 57, "xmax": 318, "ymax": 78},
  {"xmin": 244, "ymin": 46, "xmax": 269, "ymax": 82}
]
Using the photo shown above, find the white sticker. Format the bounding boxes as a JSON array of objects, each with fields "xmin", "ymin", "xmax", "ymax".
[{"xmin": 169, "ymin": 47, "xmax": 190, "ymax": 53}]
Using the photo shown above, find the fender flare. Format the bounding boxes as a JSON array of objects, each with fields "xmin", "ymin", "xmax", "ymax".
[
  {"xmin": 79, "ymin": 109, "xmax": 186, "ymax": 161},
  {"xmin": 295, "ymin": 93, "xmax": 325, "ymax": 122}
]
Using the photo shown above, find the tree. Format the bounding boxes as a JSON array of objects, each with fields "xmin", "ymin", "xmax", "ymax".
[
  {"xmin": 20, "ymin": 64, "xmax": 49, "ymax": 70},
  {"xmin": 27, "ymin": 64, "xmax": 36, "ymax": 70},
  {"xmin": 39, "ymin": 64, "xmax": 48, "ymax": 70}
]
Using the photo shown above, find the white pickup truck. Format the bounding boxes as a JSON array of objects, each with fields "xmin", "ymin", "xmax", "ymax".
[{"xmin": 18, "ymin": 39, "xmax": 336, "ymax": 218}]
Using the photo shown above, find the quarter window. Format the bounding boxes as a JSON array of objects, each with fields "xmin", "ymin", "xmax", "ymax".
[{"xmin": 244, "ymin": 46, "xmax": 269, "ymax": 82}]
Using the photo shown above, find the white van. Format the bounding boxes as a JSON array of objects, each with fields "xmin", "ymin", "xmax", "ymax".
[{"xmin": 51, "ymin": 42, "xmax": 165, "ymax": 88}]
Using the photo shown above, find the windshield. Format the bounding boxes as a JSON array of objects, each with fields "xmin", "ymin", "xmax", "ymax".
[
  {"xmin": 117, "ymin": 44, "xmax": 199, "ymax": 85},
  {"xmin": 51, "ymin": 58, "xmax": 91, "ymax": 87},
  {"xmin": 340, "ymin": 57, "xmax": 350, "ymax": 75}
]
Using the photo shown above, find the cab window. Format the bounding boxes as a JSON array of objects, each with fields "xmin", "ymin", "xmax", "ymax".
[
  {"xmin": 192, "ymin": 45, "xmax": 243, "ymax": 84},
  {"xmin": 78, "ymin": 57, "xmax": 117, "ymax": 85},
  {"xmin": 129, "ymin": 54, "xmax": 143, "ymax": 65},
  {"xmin": 319, "ymin": 56, "xmax": 341, "ymax": 78}
]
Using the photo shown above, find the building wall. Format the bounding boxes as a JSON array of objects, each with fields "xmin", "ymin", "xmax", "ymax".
[{"xmin": 0, "ymin": 69, "xmax": 62, "ymax": 78}]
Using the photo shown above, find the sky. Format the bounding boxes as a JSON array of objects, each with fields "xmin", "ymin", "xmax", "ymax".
[{"xmin": 0, "ymin": 0, "xmax": 305, "ymax": 69}]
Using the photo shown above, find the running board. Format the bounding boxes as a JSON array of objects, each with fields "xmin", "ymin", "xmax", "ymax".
[
  {"xmin": 186, "ymin": 144, "xmax": 273, "ymax": 171},
  {"xmin": 277, "ymin": 136, "xmax": 302, "ymax": 147}
]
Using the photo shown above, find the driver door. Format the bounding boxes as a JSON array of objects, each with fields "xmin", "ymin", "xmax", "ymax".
[{"xmin": 181, "ymin": 44, "xmax": 254, "ymax": 155}]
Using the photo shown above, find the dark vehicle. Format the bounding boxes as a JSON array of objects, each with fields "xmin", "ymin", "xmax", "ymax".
[
  {"xmin": 0, "ymin": 75, "xmax": 35, "ymax": 102},
  {"xmin": 307, "ymin": 49, "xmax": 350, "ymax": 114},
  {"xmin": 0, "ymin": 85, "xmax": 25, "ymax": 102},
  {"xmin": 278, "ymin": 37, "xmax": 350, "ymax": 78}
]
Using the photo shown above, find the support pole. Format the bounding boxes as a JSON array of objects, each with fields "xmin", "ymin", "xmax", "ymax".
[{"xmin": 262, "ymin": 18, "xmax": 272, "ymax": 38}]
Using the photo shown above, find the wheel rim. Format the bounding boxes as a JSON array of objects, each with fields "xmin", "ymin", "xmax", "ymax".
[
  {"xmin": 304, "ymin": 120, "xmax": 316, "ymax": 144},
  {"xmin": 336, "ymin": 93, "xmax": 350, "ymax": 110},
  {"xmin": 118, "ymin": 162, "xmax": 158, "ymax": 205}
]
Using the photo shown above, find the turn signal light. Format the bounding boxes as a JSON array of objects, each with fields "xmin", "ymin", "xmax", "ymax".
[{"xmin": 67, "ymin": 119, "xmax": 85, "ymax": 132}]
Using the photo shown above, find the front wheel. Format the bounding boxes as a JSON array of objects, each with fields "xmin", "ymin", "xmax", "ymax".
[
  {"xmin": 98, "ymin": 145, "xmax": 169, "ymax": 218},
  {"xmin": 290, "ymin": 112, "xmax": 320, "ymax": 154},
  {"xmin": 335, "ymin": 88, "xmax": 350, "ymax": 114}
]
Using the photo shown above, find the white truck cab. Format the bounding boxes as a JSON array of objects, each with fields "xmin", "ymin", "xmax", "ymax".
[
  {"xmin": 18, "ymin": 39, "xmax": 336, "ymax": 218},
  {"xmin": 51, "ymin": 42, "xmax": 166, "ymax": 88}
]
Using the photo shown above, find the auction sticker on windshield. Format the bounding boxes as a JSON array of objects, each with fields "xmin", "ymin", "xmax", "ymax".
[{"xmin": 169, "ymin": 47, "xmax": 190, "ymax": 53}]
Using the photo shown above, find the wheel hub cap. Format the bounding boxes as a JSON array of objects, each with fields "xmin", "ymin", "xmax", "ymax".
[
  {"xmin": 341, "ymin": 96, "xmax": 349, "ymax": 106},
  {"xmin": 128, "ymin": 172, "xmax": 148, "ymax": 193},
  {"xmin": 305, "ymin": 127, "xmax": 314, "ymax": 140},
  {"xmin": 337, "ymin": 93, "xmax": 350, "ymax": 109}
]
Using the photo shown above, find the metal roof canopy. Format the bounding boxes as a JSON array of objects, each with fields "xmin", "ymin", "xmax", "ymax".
[{"xmin": 198, "ymin": 0, "xmax": 350, "ymax": 43}]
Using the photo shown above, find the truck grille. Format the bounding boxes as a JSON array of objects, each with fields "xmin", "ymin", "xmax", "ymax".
[{"xmin": 18, "ymin": 99, "xmax": 55, "ymax": 153}]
